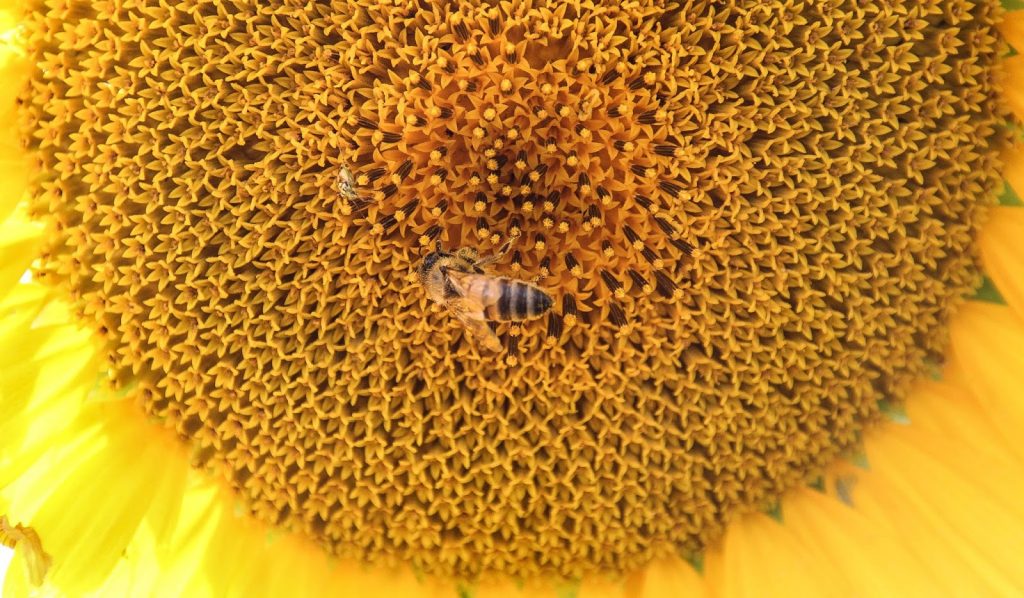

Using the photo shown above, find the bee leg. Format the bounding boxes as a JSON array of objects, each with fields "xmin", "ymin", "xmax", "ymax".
[
  {"xmin": 474, "ymin": 230, "xmax": 521, "ymax": 268},
  {"xmin": 455, "ymin": 247, "xmax": 479, "ymax": 262}
]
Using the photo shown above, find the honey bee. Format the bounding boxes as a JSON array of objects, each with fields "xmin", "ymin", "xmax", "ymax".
[{"xmin": 418, "ymin": 232, "xmax": 553, "ymax": 351}]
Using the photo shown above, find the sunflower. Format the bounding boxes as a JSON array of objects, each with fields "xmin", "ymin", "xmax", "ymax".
[{"xmin": 3, "ymin": 0, "xmax": 1024, "ymax": 595}]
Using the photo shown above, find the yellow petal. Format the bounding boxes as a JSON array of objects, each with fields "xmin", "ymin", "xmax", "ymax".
[
  {"xmin": 634, "ymin": 555, "xmax": 707, "ymax": 598},
  {"xmin": 0, "ymin": 16, "xmax": 28, "ymax": 112},
  {"xmin": 1003, "ymin": 144, "xmax": 1024, "ymax": 205},
  {"xmin": 578, "ymin": 574, "xmax": 626, "ymax": 598},
  {"xmin": 782, "ymin": 487, "xmax": 936, "ymax": 596},
  {"xmin": 7, "ymin": 402, "xmax": 187, "ymax": 594},
  {"xmin": 948, "ymin": 302, "xmax": 1024, "ymax": 462},
  {"xmin": 149, "ymin": 483, "xmax": 221, "ymax": 598},
  {"xmin": 0, "ymin": 517, "xmax": 50, "ymax": 586},
  {"xmin": 0, "ymin": 215, "xmax": 42, "ymax": 304},
  {"xmin": 704, "ymin": 511, "xmax": 835, "ymax": 598},
  {"xmin": 803, "ymin": 376, "xmax": 1024, "ymax": 595},
  {"xmin": 0, "ymin": 325, "xmax": 95, "ymax": 402},
  {"xmin": 900, "ymin": 381, "xmax": 1022, "ymax": 480},
  {"xmin": 477, "ymin": 578, "xmax": 561, "ymax": 598},
  {"xmin": 0, "ymin": 154, "xmax": 30, "ymax": 224},
  {"xmin": 1003, "ymin": 55, "xmax": 1024, "ymax": 122},
  {"xmin": 861, "ymin": 438, "xmax": 1024, "ymax": 592},
  {"xmin": 0, "ymin": 15, "xmax": 30, "ymax": 222},
  {"xmin": 1000, "ymin": 9, "xmax": 1024, "ymax": 55},
  {"xmin": 2, "ymin": 544, "xmax": 34, "ymax": 598},
  {"xmin": 980, "ymin": 206, "xmax": 1024, "ymax": 320},
  {"xmin": 0, "ymin": 317, "xmax": 97, "ymax": 503}
]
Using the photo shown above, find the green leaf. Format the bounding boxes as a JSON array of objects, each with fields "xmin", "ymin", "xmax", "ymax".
[
  {"xmin": 835, "ymin": 476, "xmax": 857, "ymax": 507},
  {"xmin": 684, "ymin": 552, "xmax": 705, "ymax": 575},
  {"xmin": 973, "ymin": 276, "xmax": 1006, "ymax": 304},
  {"xmin": 1000, "ymin": 183, "xmax": 1024, "ymax": 207},
  {"xmin": 849, "ymin": 447, "xmax": 870, "ymax": 470},
  {"xmin": 411, "ymin": 565, "xmax": 426, "ymax": 584},
  {"xmin": 556, "ymin": 580, "xmax": 580, "ymax": 598},
  {"xmin": 878, "ymin": 400, "xmax": 910, "ymax": 425}
]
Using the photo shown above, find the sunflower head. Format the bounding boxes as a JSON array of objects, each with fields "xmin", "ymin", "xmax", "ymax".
[{"xmin": 7, "ymin": 0, "xmax": 1013, "ymax": 586}]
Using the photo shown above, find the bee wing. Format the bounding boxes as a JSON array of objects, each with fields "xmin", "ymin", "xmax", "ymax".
[
  {"xmin": 449, "ymin": 300, "xmax": 503, "ymax": 352},
  {"xmin": 442, "ymin": 271, "xmax": 502, "ymax": 351},
  {"xmin": 447, "ymin": 269, "xmax": 553, "ymax": 322},
  {"xmin": 444, "ymin": 270, "xmax": 490, "ymax": 316}
]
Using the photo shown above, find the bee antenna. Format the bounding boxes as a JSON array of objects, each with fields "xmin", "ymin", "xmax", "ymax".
[{"xmin": 434, "ymin": 240, "xmax": 443, "ymax": 253}]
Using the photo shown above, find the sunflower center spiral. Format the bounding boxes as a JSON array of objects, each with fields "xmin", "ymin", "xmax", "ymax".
[{"xmin": 19, "ymin": 0, "xmax": 1008, "ymax": 580}]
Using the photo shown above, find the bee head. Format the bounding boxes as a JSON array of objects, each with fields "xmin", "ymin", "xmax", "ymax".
[{"xmin": 417, "ymin": 242, "xmax": 448, "ymax": 282}]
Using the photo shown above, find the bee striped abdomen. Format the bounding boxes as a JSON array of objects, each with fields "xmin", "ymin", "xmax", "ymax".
[{"xmin": 488, "ymin": 279, "xmax": 553, "ymax": 321}]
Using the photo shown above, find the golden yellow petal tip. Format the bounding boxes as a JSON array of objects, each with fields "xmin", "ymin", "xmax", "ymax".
[{"xmin": 1, "ymin": 515, "xmax": 52, "ymax": 587}]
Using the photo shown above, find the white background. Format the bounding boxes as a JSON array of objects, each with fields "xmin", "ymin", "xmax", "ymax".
[{"xmin": 0, "ymin": 546, "xmax": 13, "ymax": 595}]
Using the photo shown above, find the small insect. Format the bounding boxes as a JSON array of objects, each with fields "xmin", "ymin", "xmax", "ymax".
[
  {"xmin": 418, "ymin": 232, "xmax": 553, "ymax": 352},
  {"xmin": 338, "ymin": 164, "xmax": 358, "ymax": 201}
]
